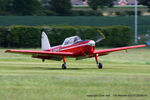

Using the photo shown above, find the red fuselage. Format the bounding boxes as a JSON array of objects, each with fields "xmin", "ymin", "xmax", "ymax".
[{"xmin": 46, "ymin": 40, "xmax": 95, "ymax": 57}]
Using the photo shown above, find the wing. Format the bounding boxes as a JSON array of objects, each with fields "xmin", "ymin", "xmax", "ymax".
[
  {"xmin": 94, "ymin": 44, "xmax": 146, "ymax": 55},
  {"xmin": 5, "ymin": 50, "xmax": 74, "ymax": 57}
]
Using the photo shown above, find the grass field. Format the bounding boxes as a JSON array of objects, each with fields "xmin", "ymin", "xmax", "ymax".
[
  {"xmin": 0, "ymin": 16, "xmax": 150, "ymax": 34},
  {"xmin": 0, "ymin": 47, "xmax": 150, "ymax": 100}
]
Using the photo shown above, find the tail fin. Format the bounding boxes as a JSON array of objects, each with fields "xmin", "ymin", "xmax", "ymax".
[{"xmin": 41, "ymin": 32, "xmax": 51, "ymax": 51}]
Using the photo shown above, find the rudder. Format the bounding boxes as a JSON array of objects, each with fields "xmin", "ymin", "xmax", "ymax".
[{"xmin": 41, "ymin": 32, "xmax": 51, "ymax": 51}]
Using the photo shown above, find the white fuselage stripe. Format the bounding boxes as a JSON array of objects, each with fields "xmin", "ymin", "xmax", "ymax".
[{"xmin": 60, "ymin": 43, "xmax": 90, "ymax": 51}]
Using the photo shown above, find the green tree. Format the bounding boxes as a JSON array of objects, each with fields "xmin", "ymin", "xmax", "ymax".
[
  {"xmin": 88, "ymin": 0, "xmax": 115, "ymax": 11},
  {"xmin": 49, "ymin": 0, "xmax": 72, "ymax": 15},
  {"xmin": 0, "ymin": 0, "xmax": 8, "ymax": 11},
  {"xmin": 13, "ymin": 0, "xmax": 41, "ymax": 15},
  {"xmin": 138, "ymin": 0, "xmax": 150, "ymax": 11},
  {"xmin": 88, "ymin": 0, "xmax": 100, "ymax": 11}
]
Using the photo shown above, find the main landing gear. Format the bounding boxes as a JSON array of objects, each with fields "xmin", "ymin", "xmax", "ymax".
[
  {"xmin": 62, "ymin": 56, "xmax": 67, "ymax": 69},
  {"xmin": 95, "ymin": 54, "xmax": 103, "ymax": 69},
  {"xmin": 61, "ymin": 55, "xmax": 102, "ymax": 69},
  {"xmin": 98, "ymin": 62, "xmax": 103, "ymax": 69},
  {"xmin": 62, "ymin": 63, "xmax": 66, "ymax": 69}
]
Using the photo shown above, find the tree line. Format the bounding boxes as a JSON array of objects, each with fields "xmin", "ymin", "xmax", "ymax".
[
  {"xmin": 0, "ymin": 0, "xmax": 150, "ymax": 16},
  {"xmin": 0, "ymin": 25, "xmax": 132, "ymax": 47}
]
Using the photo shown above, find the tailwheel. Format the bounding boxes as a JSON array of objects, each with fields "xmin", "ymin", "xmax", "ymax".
[
  {"xmin": 98, "ymin": 63, "xmax": 103, "ymax": 69},
  {"xmin": 62, "ymin": 63, "xmax": 67, "ymax": 69}
]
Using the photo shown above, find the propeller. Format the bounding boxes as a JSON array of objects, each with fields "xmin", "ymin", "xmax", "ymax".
[{"xmin": 94, "ymin": 30, "xmax": 106, "ymax": 43}]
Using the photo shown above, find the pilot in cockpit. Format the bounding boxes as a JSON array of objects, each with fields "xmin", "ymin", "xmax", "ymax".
[{"xmin": 74, "ymin": 37, "xmax": 78, "ymax": 43}]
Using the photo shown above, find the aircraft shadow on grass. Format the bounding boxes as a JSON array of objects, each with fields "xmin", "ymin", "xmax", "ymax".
[
  {"xmin": 5, "ymin": 66, "xmax": 99, "ymax": 70},
  {"xmin": 22, "ymin": 67, "xmax": 99, "ymax": 70}
]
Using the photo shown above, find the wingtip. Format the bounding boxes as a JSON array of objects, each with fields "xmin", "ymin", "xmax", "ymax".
[
  {"xmin": 5, "ymin": 50, "xmax": 10, "ymax": 53},
  {"xmin": 5, "ymin": 49, "xmax": 13, "ymax": 53}
]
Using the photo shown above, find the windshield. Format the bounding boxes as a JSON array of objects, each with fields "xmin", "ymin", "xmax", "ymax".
[{"xmin": 62, "ymin": 36, "xmax": 82, "ymax": 46}]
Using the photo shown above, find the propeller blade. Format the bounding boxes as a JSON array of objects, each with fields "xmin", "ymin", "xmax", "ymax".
[{"xmin": 95, "ymin": 30, "xmax": 106, "ymax": 43}]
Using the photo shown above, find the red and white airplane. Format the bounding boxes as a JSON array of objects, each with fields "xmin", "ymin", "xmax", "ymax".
[{"xmin": 5, "ymin": 32, "xmax": 148, "ymax": 69}]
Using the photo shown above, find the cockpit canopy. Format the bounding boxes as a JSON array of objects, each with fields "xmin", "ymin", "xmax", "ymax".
[{"xmin": 62, "ymin": 36, "xmax": 82, "ymax": 46}]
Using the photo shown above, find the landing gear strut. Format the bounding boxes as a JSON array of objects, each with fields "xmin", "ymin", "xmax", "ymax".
[
  {"xmin": 95, "ymin": 54, "xmax": 103, "ymax": 69},
  {"xmin": 62, "ymin": 56, "xmax": 67, "ymax": 69}
]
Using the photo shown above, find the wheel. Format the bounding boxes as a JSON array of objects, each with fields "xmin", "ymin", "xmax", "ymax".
[
  {"xmin": 98, "ymin": 63, "xmax": 103, "ymax": 69},
  {"xmin": 62, "ymin": 63, "xmax": 67, "ymax": 69},
  {"xmin": 42, "ymin": 59, "xmax": 45, "ymax": 62}
]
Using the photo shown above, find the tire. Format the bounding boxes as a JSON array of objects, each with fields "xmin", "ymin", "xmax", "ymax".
[
  {"xmin": 62, "ymin": 64, "xmax": 67, "ymax": 69},
  {"xmin": 98, "ymin": 63, "xmax": 103, "ymax": 69}
]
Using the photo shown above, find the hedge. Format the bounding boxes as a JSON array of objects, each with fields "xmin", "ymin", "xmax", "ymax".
[{"xmin": 0, "ymin": 25, "xmax": 132, "ymax": 48}]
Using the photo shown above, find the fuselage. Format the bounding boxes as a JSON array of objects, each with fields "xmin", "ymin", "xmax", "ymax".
[{"xmin": 46, "ymin": 40, "xmax": 95, "ymax": 57}]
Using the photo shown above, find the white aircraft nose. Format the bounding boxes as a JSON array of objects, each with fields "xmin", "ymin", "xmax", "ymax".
[{"xmin": 88, "ymin": 40, "xmax": 95, "ymax": 46}]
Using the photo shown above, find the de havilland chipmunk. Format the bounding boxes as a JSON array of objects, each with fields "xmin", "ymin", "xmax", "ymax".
[{"xmin": 5, "ymin": 31, "xmax": 149, "ymax": 69}]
